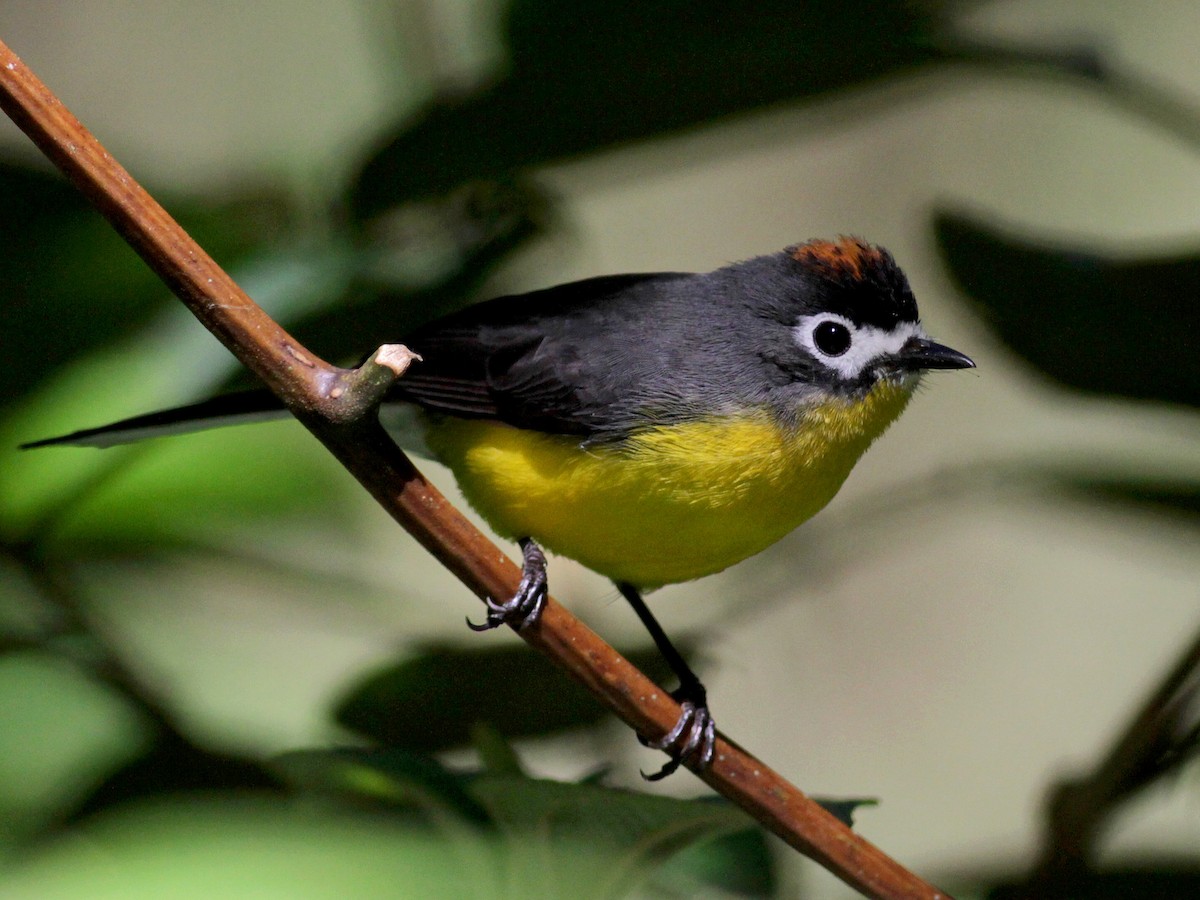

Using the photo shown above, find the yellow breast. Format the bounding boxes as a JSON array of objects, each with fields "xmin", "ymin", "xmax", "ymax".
[{"xmin": 425, "ymin": 381, "xmax": 914, "ymax": 587}]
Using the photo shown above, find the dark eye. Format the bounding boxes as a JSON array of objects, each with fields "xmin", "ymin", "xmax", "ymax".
[{"xmin": 813, "ymin": 320, "xmax": 852, "ymax": 356}]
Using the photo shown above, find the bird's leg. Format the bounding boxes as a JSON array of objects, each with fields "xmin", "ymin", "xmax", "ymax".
[
  {"xmin": 466, "ymin": 537, "xmax": 548, "ymax": 632},
  {"xmin": 614, "ymin": 581, "xmax": 717, "ymax": 780}
]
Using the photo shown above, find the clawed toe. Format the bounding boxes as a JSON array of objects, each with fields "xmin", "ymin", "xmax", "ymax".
[
  {"xmin": 640, "ymin": 696, "xmax": 717, "ymax": 781},
  {"xmin": 467, "ymin": 555, "xmax": 718, "ymax": 780},
  {"xmin": 466, "ymin": 538, "xmax": 548, "ymax": 632}
]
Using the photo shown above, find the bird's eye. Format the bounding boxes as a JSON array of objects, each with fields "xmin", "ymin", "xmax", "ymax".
[{"xmin": 812, "ymin": 320, "xmax": 852, "ymax": 357}]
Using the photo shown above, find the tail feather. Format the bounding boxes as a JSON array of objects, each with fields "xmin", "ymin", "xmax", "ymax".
[{"xmin": 20, "ymin": 390, "xmax": 287, "ymax": 449}]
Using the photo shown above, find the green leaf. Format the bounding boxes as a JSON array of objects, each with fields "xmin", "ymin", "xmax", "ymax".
[
  {"xmin": 934, "ymin": 210, "xmax": 1200, "ymax": 408},
  {"xmin": 289, "ymin": 753, "xmax": 772, "ymax": 900},
  {"xmin": 0, "ymin": 162, "xmax": 168, "ymax": 407},
  {"xmin": 652, "ymin": 827, "xmax": 775, "ymax": 898},
  {"xmin": 0, "ymin": 651, "xmax": 149, "ymax": 845},
  {"xmin": 0, "ymin": 796, "xmax": 497, "ymax": 899},
  {"xmin": 276, "ymin": 752, "xmax": 773, "ymax": 898},
  {"xmin": 70, "ymin": 731, "xmax": 279, "ymax": 824},
  {"xmin": 0, "ymin": 773, "xmax": 769, "ymax": 899},
  {"xmin": 470, "ymin": 723, "xmax": 527, "ymax": 776},
  {"xmin": 273, "ymin": 748, "xmax": 492, "ymax": 827},
  {"xmin": 334, "ymin": 642, "xmax": 686, "ymax": 752},
  {"xmin": 467, "ymin": 774, "xmax": 764, "ymax": 899},
  {"xmin": 1084, "ymin": 481, "xmax": 1200, "ymax": 519},
  {"xmin": 3, "ymin": 240, "xmax": 356, "ymax": 545},
  {"xmin": 45, "ymin": 421, "xmax": 343, "ymax": 550}
]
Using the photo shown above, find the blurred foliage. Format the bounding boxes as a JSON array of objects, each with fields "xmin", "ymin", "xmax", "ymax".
[
  {"xmin": 932, "ymin": 93, "xmax": 1200, "ymax": 900},
  {"xmin": 348, "ymin": 0, "xmax": 1125, "ymax": 219},
  {"xmin": 335, "ymin": 641, "xmax": 685, "ymax": 752},
  {"xmin": 987, "ymin": 868, "xmax": 1200, "ymax": 899},
  {"xmin": 277, "ymin": 746, "xmax": 777, "ymax": 897},
  {"xmin": 936, "ymin": 211, "xmax": 1200, "ymax": 409},
  {"xmin": 934, "ymin": 201, "xmax": 1200, "ymax": 549},
  {"xmin": 0, "ymin": 163, "xmax": 284, "ymax": 409},
  {"xmin": 3, "ymin": 0, "xmax": 1200, "ymax": 896},
  {"xmin": 0, "ymin": 750, "xmax": 776, "ymax": 900},
  {"xmin": 350, "ymin": 0, "xmax": 953, "ymax": 216},
  {"xmin": 1058, "ymin": 476, "xmax": 1200, "ymax": 521},
  {"xmin": 934, "ymin": 209, "xmax": 1200, "ymax": 890}
]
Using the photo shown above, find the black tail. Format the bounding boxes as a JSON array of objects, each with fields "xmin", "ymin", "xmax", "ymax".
[{"xmin": 20, "ymin": 390, "xmax": 287, "ymax": 449}]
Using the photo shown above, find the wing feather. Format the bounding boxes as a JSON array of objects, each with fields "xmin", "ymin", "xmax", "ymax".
[{"xmin": 396, "ymin": 272, "xmax": 686, "ymax": 435}]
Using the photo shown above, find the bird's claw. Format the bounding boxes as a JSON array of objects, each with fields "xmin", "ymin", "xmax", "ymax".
[
  {"xmin": 640, "ymin": 690, "xmax": 717, "ymax": 781},
  {"xmin": 466, "ymin": 538, "xmax": 548, "ymax": 632}
]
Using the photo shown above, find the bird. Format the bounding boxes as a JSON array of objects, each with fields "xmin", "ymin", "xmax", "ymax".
[{"xmin": 23, "ymin": 236, "xmax": 975, "ymax": 779}]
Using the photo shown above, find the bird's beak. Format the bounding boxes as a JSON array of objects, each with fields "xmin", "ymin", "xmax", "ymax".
[{"xmin": 894, "ymin": 337, "xmax": 975, "ymax": 372}]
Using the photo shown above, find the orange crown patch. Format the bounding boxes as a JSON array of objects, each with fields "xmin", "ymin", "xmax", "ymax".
[{"xmin": 791, "ymin": 237, "xmax": 889, "ymax": 281}]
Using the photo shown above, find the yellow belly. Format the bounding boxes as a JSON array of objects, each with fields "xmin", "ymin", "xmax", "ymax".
[{"xmin": 425, "ymin": 382, "xmax": 914, "ymax": 587}]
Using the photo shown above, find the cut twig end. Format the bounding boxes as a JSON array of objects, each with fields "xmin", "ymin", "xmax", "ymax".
[
  {"xmin": 319, "ymin": 343, "xmax": 421, "ymax": 423},
  {"xmin": 375, "ymin": 343, "xmax": 422, "ymax": 377}
]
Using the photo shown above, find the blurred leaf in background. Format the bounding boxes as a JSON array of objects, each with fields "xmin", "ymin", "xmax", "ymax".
[
  {"xmin": 335, "ymin": 641, "xmax": 687, "ymax": 752},
  {"xmin": 934, "ymin": 209, "xmax": 1200, "ymax": 518},
  {"xmin": 276, "ymin": 745, "xmax": 778, "ymax": 898},
  {"xmin": 933, "ymin": 180, "xmax": 1200, "ymax": 892},
  {"xmin": 0, "ymin": 162, "xmax": 285, "ymax": 407},
  {"xmin": 935, "ymin": 210, "xmax": 1200, "ymax": 409},
  {"xmin": 349, "ymin": 0, "xmax": 958, "ymax": 217}
]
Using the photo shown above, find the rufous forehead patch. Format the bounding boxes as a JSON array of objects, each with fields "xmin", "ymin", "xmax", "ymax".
[{"xmin": 792, "ymin": 237, "xmax": 888, "ymax": 280}]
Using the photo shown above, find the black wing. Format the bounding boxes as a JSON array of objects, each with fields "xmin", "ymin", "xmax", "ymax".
[{"xmin": 396, "ymin": 272, "xmax": 688, "ymax": 436}]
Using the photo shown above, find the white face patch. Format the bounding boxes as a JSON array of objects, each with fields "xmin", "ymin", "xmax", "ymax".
[{"xmin": 793, "ymin": 313, "xmax": 926, "ymax": 381}]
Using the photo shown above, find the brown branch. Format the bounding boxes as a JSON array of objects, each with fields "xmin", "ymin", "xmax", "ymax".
[{"xmin": 0, "ymin": 38, "xmax": 951, "ymax": 899}]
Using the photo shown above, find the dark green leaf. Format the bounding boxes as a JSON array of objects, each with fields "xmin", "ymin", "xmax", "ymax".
[
  {"xmin": 1107, "ymin": 481, "xmax": 1200, "ymax": 518},
  {"xmin": 0, "ymin": 160, "xmax": 283, "ymax": 408},
  {"xmin": 0, "ymin": 796, "xmax": 494, "ymax": 898},
  {"xmin": 1051, "ymin": 473, "xmax": 1200, "ymax": 523},
  {"xmin": 468, "ymin": 774, "xmax": 761, "ymax": 898},
  {"xmin": 812, "ymin": 796, "xmax": 878, "ymax": 829},
  {"xmin": 935, "ymin": 210, "xmax": 1200, "ymax": 408},
  {"xmin": 277, "ymin": 753, "xmax": 769, "ymax": 898},
  {"xmin": 470, "ymin": 723, "xmax": 527, "ymax": 776},
  {"xmin": 273, "ymin": 748, "xmax": 492, "ymax": 826},
  {"xmin": 70, "ymin": 730, "xmax": 279, "ymax": 823},
  {"xmin": 652, "ymin": 826, "xmax": 776, "ymax": 897},
  {"xmin": 0, "ymin": 650, "xmax": 149, "ymax": 841},
  {"xmin": 0, "ymin": 162, "xmax": 169, "ymax": 406},
  {"xmin": 334, "ymin": 641, "xmax": 686, "ymax": 751},
  {"xmin": 45, "ymin": 422, "xmax": 345, "ymax": 549}
]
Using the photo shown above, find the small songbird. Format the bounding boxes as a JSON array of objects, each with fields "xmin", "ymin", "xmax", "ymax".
[{"xmin": 24, "ymin": 237, "xmax": 974, "ymax": 778}]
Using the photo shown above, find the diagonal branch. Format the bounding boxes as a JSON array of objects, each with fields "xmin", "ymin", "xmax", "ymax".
[{"xmin": 0, "ymin": 38, "xmax": 950, "ymax": 900}]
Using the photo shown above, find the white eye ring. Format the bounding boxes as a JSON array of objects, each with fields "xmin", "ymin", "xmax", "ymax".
[{"xmin": 794, "ymin": 314, "xmax": 925, "ymax": 380}]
